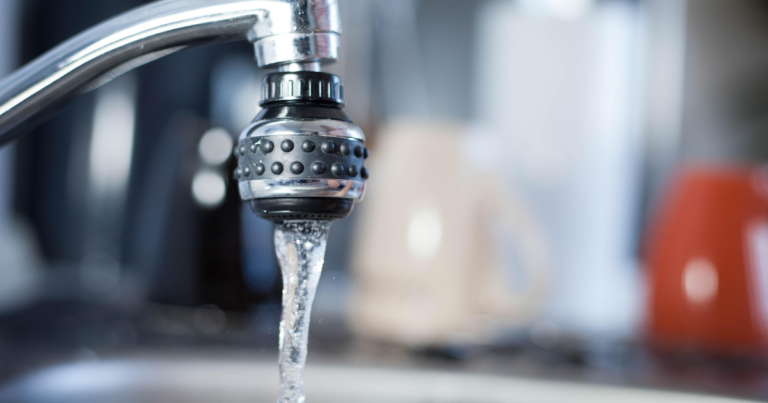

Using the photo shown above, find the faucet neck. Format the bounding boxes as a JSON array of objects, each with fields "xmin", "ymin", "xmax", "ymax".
[
  {"xmin": 0, "ymin": 0, "xmax": 342, "ymax": 145},
  {"xmin": 278, "ymin": 62, "xmax": 322, "ymax": 72}
]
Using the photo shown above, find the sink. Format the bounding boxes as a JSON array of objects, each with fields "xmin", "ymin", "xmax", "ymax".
[{"xmin": 0, "ymin": 357, "xmax": 758, "ymax": 403}]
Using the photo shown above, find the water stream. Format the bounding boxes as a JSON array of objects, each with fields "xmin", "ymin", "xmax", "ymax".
[{"xmin": 273, "ymin": 220, "xmax": 332, "ymax": 403}]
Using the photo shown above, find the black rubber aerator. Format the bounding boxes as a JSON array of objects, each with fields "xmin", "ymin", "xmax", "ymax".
[{"xmin": 233, "ymin": 71, "xmax": 368, "ymax": 222}]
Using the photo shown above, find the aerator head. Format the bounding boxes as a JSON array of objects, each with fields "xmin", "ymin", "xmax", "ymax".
[{"xmin": 233, "ymin": 71, "xmax": 368, "ymax": 222}]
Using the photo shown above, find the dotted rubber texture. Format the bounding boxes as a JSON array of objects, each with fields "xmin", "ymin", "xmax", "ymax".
[
  {"xmin": 233, "ymin": 134, "xmax": 369, "ymax": 182},
  {"xmin": 250, "ymin": 198, "xmax": 354, "ymax": 222}
]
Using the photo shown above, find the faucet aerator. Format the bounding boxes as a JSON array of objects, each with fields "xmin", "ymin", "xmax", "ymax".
[{"xmin": 235, "ymin": 71, "xmax": 367, "ymax": 222}]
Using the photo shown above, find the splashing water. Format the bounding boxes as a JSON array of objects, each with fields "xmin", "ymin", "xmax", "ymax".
[{"xmin": 274, "ymin": 220, "xmax": 332, "ymax": 403}]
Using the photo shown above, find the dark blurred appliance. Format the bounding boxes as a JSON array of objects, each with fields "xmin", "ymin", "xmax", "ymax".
[{"xmin": 12, "ymin": 0, "xmax": 259, "ymax": 312}]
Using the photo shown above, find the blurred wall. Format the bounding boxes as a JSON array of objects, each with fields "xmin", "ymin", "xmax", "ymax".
[
  {"xmin": 0, "ymin": 0, "xmax": 19, "ymax": 226},
  {"xmin": 681, "ymin": 0, "xmax": 768, "ymax": 162},
  {"xmin": 639, "ymin": 0, "xmax": 687, "ymax": 225}
]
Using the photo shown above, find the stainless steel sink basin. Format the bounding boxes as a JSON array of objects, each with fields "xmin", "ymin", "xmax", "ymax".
[{"xmin": 0, "ymin": 357, "xmax": 758, "ymax": 403}]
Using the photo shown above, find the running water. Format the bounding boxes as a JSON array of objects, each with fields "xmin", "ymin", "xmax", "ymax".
[{"xmin": 274, "ymin": 220, "xmax": 332, "ymax": 403}]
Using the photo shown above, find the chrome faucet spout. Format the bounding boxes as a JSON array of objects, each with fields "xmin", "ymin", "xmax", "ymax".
[
  {"xmin": 0, "ymin": 0, "xmax": 366, "ymax": 222},
  {"xmin": 0, "ymin": 0, "xmax": 341, "ymax": 145}
]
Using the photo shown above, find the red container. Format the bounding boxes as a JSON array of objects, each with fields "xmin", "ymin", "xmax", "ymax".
[{"xmin": 646, "ymin": 165, "xmax": 768, "ymax": 354}]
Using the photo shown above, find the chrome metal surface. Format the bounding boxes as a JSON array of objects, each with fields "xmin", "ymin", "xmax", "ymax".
[
  {"xmin": 239, "ymin": 178, "xmax": 365, "ymax": 200},
  {"xmin": 0, "ymin": 0, "xmax": 341, "ymax": 145},
  {"xmin": 240, "ymin": 119, "xmax": 365, "ymax": 142},
  {"xmin": 279, "ymin": 61, "xmax": 322, "ymax": 72},
  {"xmin": 254, "ymin": 32, "xmax": 339, "ymax": 68}
]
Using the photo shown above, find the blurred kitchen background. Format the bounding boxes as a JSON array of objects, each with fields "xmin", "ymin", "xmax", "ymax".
[{"xmin": 3, "ymin": 0, "xmax": 768, "ymax": 401}]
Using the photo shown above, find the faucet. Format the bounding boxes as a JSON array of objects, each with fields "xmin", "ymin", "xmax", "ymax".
[{"xmin": 0, "ymin": 0, "xmax": 367, "ymax": 222}]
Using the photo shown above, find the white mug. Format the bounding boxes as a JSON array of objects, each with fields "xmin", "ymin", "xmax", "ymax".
[{"xmin": 348, "ymin": 120, "xmax": 550, "ymax": 347}]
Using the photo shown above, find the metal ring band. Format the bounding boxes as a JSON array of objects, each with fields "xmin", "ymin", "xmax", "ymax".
[{"xmin": 238, "ymin": 178, "xmax": 365, "ymax": 200}]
